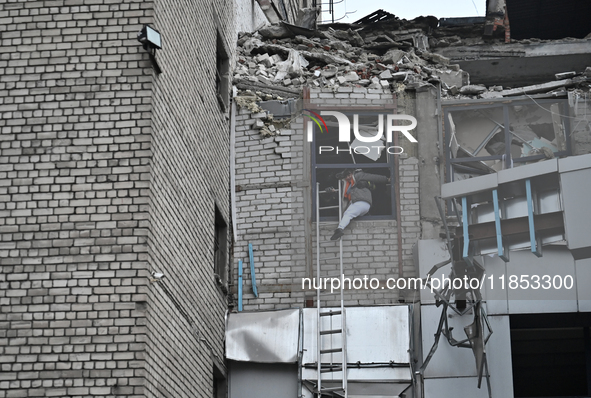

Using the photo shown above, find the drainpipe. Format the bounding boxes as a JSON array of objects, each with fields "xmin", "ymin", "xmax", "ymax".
[{"xmin": 393, "ymin": 96, "xmax": 404, "ymax": 290}]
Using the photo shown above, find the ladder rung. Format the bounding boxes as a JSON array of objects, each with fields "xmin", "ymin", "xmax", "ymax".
[
  {"xmin": 319, "ymin": 205, "xmax": 339, "ymax": 210},
  {"xmin": 319, "ymin": 386, "xmax": 345, "ymax": 392},
  {"xmin": 320, "ymin": 329, "xmax": 342, "ymax": 335},
  {"xmin": 321, "ymin": 366, "xmax": 343, "ymax": 373},
  {"xmin": 320, "ymin": 348, "xmax": 342, "ymax": 354},
  {"xmin": 319, "ymin": 310, "xmax": 342, "ymax": 316}
]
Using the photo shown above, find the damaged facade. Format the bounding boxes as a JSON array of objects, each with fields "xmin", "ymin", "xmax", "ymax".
[
  {"xmin": 1, "ymin": 1, "xmax": 591, "ymax": 398},
  {"xmin": 0, "ymin": 0, "xmax": 303, "ymax": 397},
  {"xmin": 228, "ymin": 4, "xmax": 591, "ymax": 398}
]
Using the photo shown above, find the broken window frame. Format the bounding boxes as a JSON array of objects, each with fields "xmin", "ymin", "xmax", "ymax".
[
  {"xmin": 311, "ymin": 110, "xmax": 397, "ymax": 222},
  {"xmin": 443, "ymin": 97, "xmax": 572, "ymax": 185}
]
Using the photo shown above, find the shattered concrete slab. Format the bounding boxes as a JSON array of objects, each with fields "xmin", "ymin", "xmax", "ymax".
[
  {"xmin": 233, "ymin": 14, "xmax": 475, "ymax": 103},
  {"xmin": 233, "ymin": 8, "xmax": 591, "ymax": 122}
]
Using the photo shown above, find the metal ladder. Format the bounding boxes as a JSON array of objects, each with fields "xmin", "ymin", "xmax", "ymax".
[{"xmin": 315, "ymin": 182, "xmax": 347, "ymax": 398}]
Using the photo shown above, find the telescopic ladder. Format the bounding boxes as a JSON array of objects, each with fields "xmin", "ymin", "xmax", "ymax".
[{"xmin": 315, "ymin": 182, "xmax": 348, "ymax": 398}]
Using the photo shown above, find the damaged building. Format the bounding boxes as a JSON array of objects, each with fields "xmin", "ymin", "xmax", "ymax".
[
  {"xmin": 228, "ymin": 2, "xmax": 591, "ymax": 398},
  {"xmin": 1, "ymin": 1, "xmax": 591, "ymax": 398},
  {"xmin": 0, "ymin": 0, "xmax": 303, "ymax": 397}
]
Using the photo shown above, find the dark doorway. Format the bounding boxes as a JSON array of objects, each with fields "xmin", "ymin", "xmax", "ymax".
[{"xmin": 510, "ymin": 313, "xmax": 591, "ymax": 397}]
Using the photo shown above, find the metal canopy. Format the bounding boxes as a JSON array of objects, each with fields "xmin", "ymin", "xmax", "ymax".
[{"xmin": 226, "ymin": 309, "xmax": 300, "ymax": 363}]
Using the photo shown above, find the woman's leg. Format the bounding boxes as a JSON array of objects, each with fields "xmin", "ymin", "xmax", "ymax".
[{"xmin": 338, "ymin": 201, "xmax": 371, "ymax": 230}]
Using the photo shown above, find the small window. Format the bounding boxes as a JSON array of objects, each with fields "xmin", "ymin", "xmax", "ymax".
[
  {"xmin": 311, "ymin": 111, "xmax": 396, "ymax": 220},
  {"xmin": 216, "ymin": 32, "xmax": 230, "ymax": 112},
  {"xmin": 214, "ymin": 205, "xmax": 228, "ymax": 289}
]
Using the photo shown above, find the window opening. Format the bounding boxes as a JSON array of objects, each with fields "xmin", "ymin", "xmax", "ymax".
[
  {"xmin": 311, "ymin": 111, "xmax": 396, "ymax": 220},
  {"xmin": 214, "ymin": 205, "xmax": 228, "ymax": 287},
  {"xmin": 216, "ymin": 32, "xmax": 230, "ymax": 111},
  {"xmin": 443, "ymin": 98, "xmax": 571, "ymax": 184}
]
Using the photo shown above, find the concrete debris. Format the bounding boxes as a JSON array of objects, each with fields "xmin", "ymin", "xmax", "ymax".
[
  {"xmin": 459, "ymin": 85, "xmax": 487, "ymax": 95},
  {"xmin": 555, "ymin": 71, "xmax": 577, "ymax": 80},
  {"xmin": 247, "ymin": 107, "xmax": 287, "ymax": 138},
  {"xmin": 479, "ymin": 91, "xmax": 503, "ymax": 99},
  {"xmin": 253, "ymin": 118, "xmax": 266, "ymax": 129},
  {"xmin": 234, "ymin": 11, "xmax": 591, "ymax": 107},
  {"xmin": 379, "ymin": 69, "xmax": 393, "ymax": 79},
  {"xmin": 259, "ymin": 24, "xmax": 293, "ymax": 40},
  {"xmin": 380, "ymin": 48, "xmax": 406, "ymax": 64},
  {"xmin": 235, "ymin": 95, "xmax": 263, "ymax": 113},
  {"xmin": 321, "ymin": 65, "xmax": 338, "ymax": 78},
  {"xmin": 433, "ymin": 69, "xmax": 469, "ymax": 88},
  {"xmin": 295, "ymin": 8, "xmax": 319, "ymax": 30},
  {"xmin": 344, "ymin": 71, "xmax": 360, "ymax": 82},
  {"xmin": 499, "ymin": 79, "xmax": 576, "ymax": 97},
  {"xmin": 233, "ymin": 20, "xmax": 469, "ymax": 103},
  {"xmin": 420, "ymin": 51, "xmax": 450, "ymax": 65}
]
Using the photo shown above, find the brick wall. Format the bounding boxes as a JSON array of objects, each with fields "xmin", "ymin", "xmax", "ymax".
[
  {"xmin": 142, "ymin": 0, "xmax": 233, "ymax": 397},
  {"xmin": 0, "ymin": 1, "xmax": 153, "ymax": 396},
  {"xmin": 233, "ymin": 87, "xmax": 421, "ymax": 310},
  {"xmin": 0, "ymin": 0, "xmax": 234, "ymax": 397}
]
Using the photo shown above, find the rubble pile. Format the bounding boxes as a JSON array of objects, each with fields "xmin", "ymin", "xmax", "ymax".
[
  {"xmin": 233, "ymin": 10, "xmax": 591, "ymax": 136},
  {"xmin": 233, "ymin": 12, "xmax": 471, "ymax": 100}
]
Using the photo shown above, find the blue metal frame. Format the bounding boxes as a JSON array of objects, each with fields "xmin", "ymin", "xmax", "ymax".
[
  {"xmin": 462, "ymin": 196, "xmax": 472, "ymax": 265},
  {"xmin": 525, "ymin": 179, "xmax": 542, "ymax": 257},
  {"xmin": 248, "ymin": 243, "xmax": 258, "ymax": 297},
  {"xmin": 492, "ymin": 189, "xmax": 509, "ymax": 262},
  {"xmin": 238, "ymin": 259, "xmax": 243, "ymax": 311}
]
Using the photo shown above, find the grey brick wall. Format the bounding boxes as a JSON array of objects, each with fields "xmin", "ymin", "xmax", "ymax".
[
  {"xmin": 0, "ymin": 1, "xmax": 153, "ymax": 397},
  {"xmin": 143, "ymin": 0, "xmax": 233, "ymax": 397},
  {"xmin": 233, "ymin": 88, "xmax": 421, "ymax": 310},
  {"xmin": 0, "ymin": 0, "xmax": 233, "ymax": 397}
]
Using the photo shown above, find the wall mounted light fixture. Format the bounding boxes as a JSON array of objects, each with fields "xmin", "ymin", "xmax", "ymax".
[{"xmin": 137, "ymin": 25, "xmax": 162, "ymax": 74}]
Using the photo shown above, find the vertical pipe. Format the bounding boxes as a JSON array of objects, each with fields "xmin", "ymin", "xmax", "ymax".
[
  {"xmin": 338, "ymin": 180, "xmax": 347, "ymax": 397},
  {"xmin": 503, "ymin": 105, "xmax": 512, "ymax": 169},
  {"xmin": 230, "ymin": 92, "xmax": 238, "ymax": 242},
  {"xmin": 248, "ymin": 243, "xmax": 258, "ymax": 297},
  {"xmin": 436, "ymin": 83, "xmax": 444, "ymax": 187},
  {"xmin": 238, "ymin": 260, "xmax": 243, "ymax": 312},
  {"xmin": 298, "ymin": 309, "xmax": 304, "ymax": 398},
  {"xmin": 316, "ymin": 182, "xmax": 321, "ymax": 394},
  {"xmin": 492, "ymin": 189, "xmax": 508, "ymax": 262},
  {"xmin": 393, "ymin": 106, "xmax": 404, "ymax": 292},
  {"xmin": 304, "ymin": 87, "xmax": 314, "ymax": 297},
  {"xmin": 462, "ymin": 196, "xmax": 470, "ymax": 261},
  {"xmin": 525, "ymin": 179, "xmax": 542, "ymax": 257}
]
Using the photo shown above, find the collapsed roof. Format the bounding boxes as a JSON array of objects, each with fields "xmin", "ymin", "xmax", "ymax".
[{"xmin": 234, "ymin": 8, "xmax": 590, "ymax": 103}]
